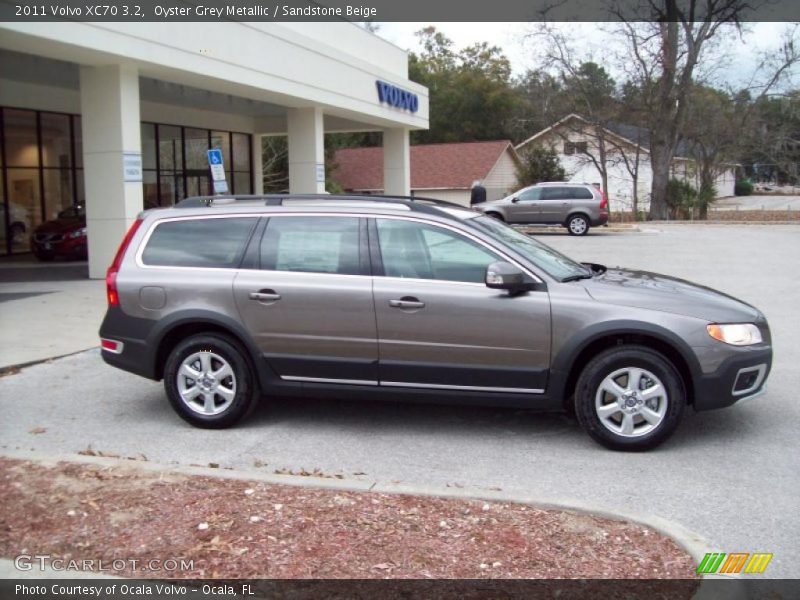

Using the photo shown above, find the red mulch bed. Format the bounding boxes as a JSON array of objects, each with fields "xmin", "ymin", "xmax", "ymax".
[{"xmin": 0, "ymin": 457, "xmax": 698, "ymax": 581}]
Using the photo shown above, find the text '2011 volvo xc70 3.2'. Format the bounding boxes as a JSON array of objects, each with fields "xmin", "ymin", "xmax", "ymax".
[{"xmin": 99, "ymin": 195, "xmax": 771, "ymax": 451}]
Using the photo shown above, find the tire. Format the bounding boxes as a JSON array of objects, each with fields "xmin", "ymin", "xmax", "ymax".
[
  {"xmin": 574, "ymin": 345, "xmax": 685, "ymax": 451},
  {"xmin": 164, "ymin": 333, "xmax": 258, "ymax": 428},
  {"xmin": 567, "ymin": 214, "xmax": 590, "ymax": 236},
  {"xmin": 486, "ymin": 211, "xmax": 505, "ymax": 222}
]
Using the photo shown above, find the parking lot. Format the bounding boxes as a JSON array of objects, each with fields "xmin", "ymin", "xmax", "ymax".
[{"xmin": 1, "ymin": 223, "xmax": 798, "ymax": 577}]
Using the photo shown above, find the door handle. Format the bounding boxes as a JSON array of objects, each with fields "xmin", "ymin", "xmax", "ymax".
[
  {"xmin": 249, "ymin": 289, "xmax": 281, "ymax": 302},
  {"xmin": 389, "ymin": 297, "xmax": 425, "ymax": 310}
]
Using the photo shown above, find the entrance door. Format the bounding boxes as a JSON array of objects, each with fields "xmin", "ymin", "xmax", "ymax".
[
  {"xmin": 185, "ymin": 170, "xmax": 212, "ymax": 197},
  {"xmin": 371, "ymin": 218, "xmax": 551, "ymax": 392}
]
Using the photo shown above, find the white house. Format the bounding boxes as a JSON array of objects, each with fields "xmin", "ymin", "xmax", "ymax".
[{"xmin": 516, "ymin": 114, "xmax": 737, "ymax": 214}]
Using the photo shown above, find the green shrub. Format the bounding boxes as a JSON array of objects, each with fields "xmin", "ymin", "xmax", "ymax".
[
  {"xmin": 734, "ymin": 179, "xmax": 753, "ymax": 196},
  {"xmin": 666, "ymin": 178, "xmax": 697, "ymax": 219}
]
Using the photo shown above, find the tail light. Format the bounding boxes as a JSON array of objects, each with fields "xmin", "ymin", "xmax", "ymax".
[
  {"xmin": 106, "ymin": 218, "xmax": 143, "ymax": 306},
  {"xmin": 599, "ymin": 190, "xmax": 608, "ymax": 210}
]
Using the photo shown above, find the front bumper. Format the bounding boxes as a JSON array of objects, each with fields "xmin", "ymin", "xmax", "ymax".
[{"xmin": 692, "ymin": 347, "xmax": 772, "ymax": 411}]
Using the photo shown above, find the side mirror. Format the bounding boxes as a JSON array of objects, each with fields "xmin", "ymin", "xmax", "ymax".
[
  {"xmin": 486, "ymin": 262, "xmax": 528, "ymax": 294},
  {"xmin": 510, "ymin": 197, "xmax": 519, "ymax": 203}
]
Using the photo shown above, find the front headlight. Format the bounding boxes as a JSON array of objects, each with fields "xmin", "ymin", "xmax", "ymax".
[
  {"xmin": 69, "ymin": 227, "xmax": 87, "ymax": 239},
  {"xmin": 707, "ymin": 323, "xmax": 763, "ymax": 346}
]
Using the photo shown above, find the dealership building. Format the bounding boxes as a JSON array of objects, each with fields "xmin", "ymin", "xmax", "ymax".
[{"xmin": 0, "ymin": 22, "xmax": 428, "ymax": 276}]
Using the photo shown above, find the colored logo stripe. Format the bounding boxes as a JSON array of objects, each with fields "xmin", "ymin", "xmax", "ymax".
[
  {"xmin": 744, "ymin": 553, "xmax": 773, "ymax": 574},
  {"xmin": 697, "ymin": 552, "xmax": 773, "ymax": 574}
]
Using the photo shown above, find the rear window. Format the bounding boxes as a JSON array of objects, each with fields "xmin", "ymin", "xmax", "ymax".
[{"xmin": 141, "ymin": 217, "xmax": 257, "ymax": 268}]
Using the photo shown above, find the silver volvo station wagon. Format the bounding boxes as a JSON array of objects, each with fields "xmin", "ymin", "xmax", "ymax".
[{"xmin": 99, "ymin": 195, "xmax": 772, "ymax": 451}]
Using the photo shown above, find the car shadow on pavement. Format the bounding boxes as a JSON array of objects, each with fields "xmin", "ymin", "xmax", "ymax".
[{"xmin": 245, "ymin": 394, "xmax": 585, "ymax": 441}]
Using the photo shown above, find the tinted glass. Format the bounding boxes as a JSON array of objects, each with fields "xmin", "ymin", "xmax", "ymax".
[
  {"xmin": 540, "ymin": 187, "xmax": 565, "ymax": 200},
  {"xmin": 377, "ymin": 219, "xmax": 500, "ymax": 284},
  {"xmin": 517, "ymin": 187, "xmax": 541, "ymax": 201},
  {"xmin": 142, "ymin": 217, "xmax": 256, "ymax": 268},
  {"xmin": 572, "ymin": 187, "xmax": 595, "ymax": 200},
  {"xmin": 4, "ymin": 109, "xmax": 39, "ymax": 167},
  {"xmin": 260, "ymin": 216, "xmax": 360, "ymax": 275}
]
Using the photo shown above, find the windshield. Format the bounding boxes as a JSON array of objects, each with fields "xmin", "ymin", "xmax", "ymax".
[{"xmin": 470, "ymin": 215, "xmax": 591, "ymax": 281}]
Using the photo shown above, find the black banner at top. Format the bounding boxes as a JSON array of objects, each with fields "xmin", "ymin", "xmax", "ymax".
[{"xmin": 1, "ymin": 0, "xmax": 800, "ymax": 22}]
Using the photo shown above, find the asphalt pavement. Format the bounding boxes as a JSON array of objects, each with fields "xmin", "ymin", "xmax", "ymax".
[{"xmin": 1, "ymin": 224, "xmax": 798, "ymax": 578}]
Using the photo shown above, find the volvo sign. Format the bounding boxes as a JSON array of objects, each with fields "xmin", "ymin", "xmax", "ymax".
[{"xmin": 376, "ymin": 80, "xmax": 419, "ymax": 113}]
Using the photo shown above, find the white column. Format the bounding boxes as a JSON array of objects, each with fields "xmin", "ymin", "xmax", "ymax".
[
  {"xmin": 383, "ymin": 128, "xmax": 410, "ymax": 196},
  {"xmin": 287, "ymin": 107, "xmax": 325, "ymax": 194},
  {"xmin": 252, "ymin": 134, "xmax": 264, "ymax": 195},
  {"xmin": 79, "ymin": 64, "xmax": 142, "ymax": 279}
]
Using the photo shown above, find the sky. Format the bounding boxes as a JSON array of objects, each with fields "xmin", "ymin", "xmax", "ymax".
[{"xmin": 375, "ymin": 22, "xmax": 796, "ymax": 91}]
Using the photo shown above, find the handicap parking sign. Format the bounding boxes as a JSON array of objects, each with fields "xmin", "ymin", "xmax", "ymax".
[{"xmin": 207, "ymin": 149, "xmax": 223, "ymax": 166}]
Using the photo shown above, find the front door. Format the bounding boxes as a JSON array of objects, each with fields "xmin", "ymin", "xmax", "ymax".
[
  {"xmin": 233, "ymin": 215, "xmax": 378, "ymax": 384},
  {"xmin": 507, "ymin": 186, "xmax": 542, "ymax": 223},
  {"xmin": 371, "ymin": 217, "xmax": 551, "ymax": 392}
]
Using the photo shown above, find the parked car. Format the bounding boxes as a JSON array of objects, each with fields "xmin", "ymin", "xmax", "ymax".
[
  {"xmin": 99, "ymin": 194, "xmax": 771, "ymax": 451},
  {"xmin": 473, "ymin": 182, "xmax": 609, "ymax": 236},
  {"xmin": 30, "ymin": 205, "xmax": 87, "ymax": 261},
  {"xmin": 0, "ymin": 201, "xmax": 29, "ymax": 244}
]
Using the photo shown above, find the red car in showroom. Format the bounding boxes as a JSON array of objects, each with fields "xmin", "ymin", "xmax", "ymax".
[{"xmin": 31, "ymin": 205, "xmax": 87, "ymax": 261}]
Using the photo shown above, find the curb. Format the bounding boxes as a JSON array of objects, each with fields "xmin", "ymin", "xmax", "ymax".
[
  {"xmin": 0, "ymin": 448, "xmax": 740, "ymax": 594},
  {"xmin": 0, "ymin": 347, "xmax": 98, "ymax": 376}
]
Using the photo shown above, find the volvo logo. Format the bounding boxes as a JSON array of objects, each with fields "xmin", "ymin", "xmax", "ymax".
[{"xmin": 376, "ymin": 80, "xmax": 419, "ymax": 113}]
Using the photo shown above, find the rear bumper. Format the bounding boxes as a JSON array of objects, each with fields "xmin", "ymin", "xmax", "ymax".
[
  {"xmin": 99, "ymin": 307, "xmax": 158, "ymax": 380},
  {"xmin": 692, "ymin": 347, "xmax": 772, "ymax": 411},
  {"xmin": 592, "ymin": 212, "xmax": 609, "ymax": 227}
]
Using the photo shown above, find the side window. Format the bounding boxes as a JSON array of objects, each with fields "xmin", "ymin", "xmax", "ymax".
[
  {"xmin": 573, "ymin": 187, "xmax": 595, "ymax": 200},
  {"xmin": 540, "ymin": 187, "xmax": 566, "ymax": 200},
  {"xmin": 376, "ymin": 219, "xmax": 501, "ymax": 284},
  {"xmin": 142, "ymin": 217, "xmax": 257, "ymax": 268},
  {"xmin": 517, "ymin": 187, "xmax": 541, "ymax": 201},
  {"xmin": 260, "ymin": 216, "xmax": 361, "ymax": 275}
]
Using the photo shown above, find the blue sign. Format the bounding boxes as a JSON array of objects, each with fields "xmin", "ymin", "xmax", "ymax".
[
  {"xmin": 376, "ymin": 80, "xmax": 419, "ymax": 113},
  {"xmin": 207, "ymin": 149, "xmax": 223, "ymax": 165}
]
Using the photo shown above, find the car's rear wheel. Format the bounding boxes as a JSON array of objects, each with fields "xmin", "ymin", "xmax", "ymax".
[
  {"xmin": 164, "ymin": 334, "xmax": 257, "ymax": 428},
  {"xmin": 567, "ymin": 214, "xmax": 590, "ymax": 236},
  {"xmin": 574, "ymin": 345, "xmax": 685, "ymax": 451}
]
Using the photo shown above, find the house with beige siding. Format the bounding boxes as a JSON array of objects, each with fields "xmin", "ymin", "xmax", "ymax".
[{"xmin": 333, "ymin": 140, "xmax": 520, "ymax": 207}]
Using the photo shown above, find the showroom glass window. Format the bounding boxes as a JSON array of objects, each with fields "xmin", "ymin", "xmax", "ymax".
[{"xmin": 0, "ymin": 107, "xmax": 83, "ymax": 255}]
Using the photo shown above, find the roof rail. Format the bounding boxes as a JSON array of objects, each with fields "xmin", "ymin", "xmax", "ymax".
[{"xmin": 174, "ymin": 193, "xmax": 466, "ymax": 210}]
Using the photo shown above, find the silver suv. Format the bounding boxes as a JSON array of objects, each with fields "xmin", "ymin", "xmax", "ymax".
[
  {"xmin": 99, "ymin": 194, "xmax": 771, "ymax": 451},
  {"xmin": 474, "ymin": 182, "xmax": 609, "ymax": 235}
]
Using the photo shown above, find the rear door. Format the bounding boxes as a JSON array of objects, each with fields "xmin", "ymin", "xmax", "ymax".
[
  {"xmin": 233, "ymin": 214, "xmax": 379, "ymax": 384},
  {"xmin": 539, "ymin": 186, "xmax": 570, "ymax": 223},
  {"xmin": 370, "ymin": 217, "xmax": 551, "ymax": 393}
]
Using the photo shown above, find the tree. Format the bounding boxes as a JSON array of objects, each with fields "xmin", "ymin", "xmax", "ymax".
[
  {"xmin": 516, "ymin": 146, "xmax": 566, "ymax": 187},
  {"xmin": 262, "ymin": 136, "xmax": 288, "ymax": 193},
  {"xmin": 409, "ymin": 27, "xmax": 518, "ymax": 143},
  {"xmin": 611, "ymin": 1, "xmax": 798, "ymax": 220}
]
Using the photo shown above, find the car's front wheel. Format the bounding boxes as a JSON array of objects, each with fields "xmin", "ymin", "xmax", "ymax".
[
  {"xmin": 566, "ymin": 214, "xmax": 590, "ymax": 236},
  {"xmin": 164, "ymin": 334, "xmax": 258, "ymax": 428},
  {"xmin": 574, "ymin": 345, "xmax": 685, "ymax": 451}
]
